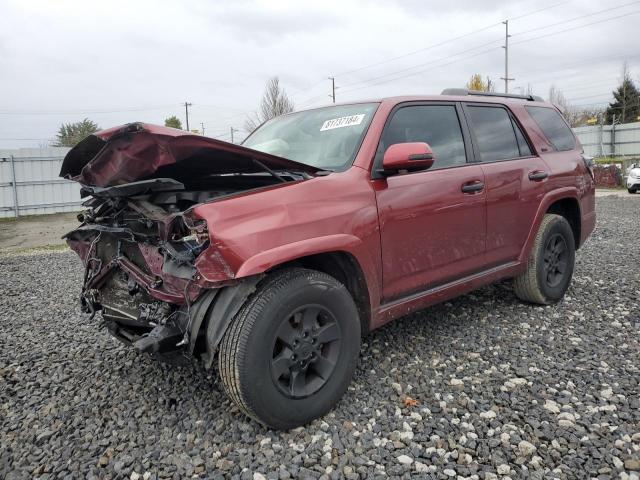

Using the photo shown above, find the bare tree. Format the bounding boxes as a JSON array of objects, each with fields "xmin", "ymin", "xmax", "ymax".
[
  {"xmin": 548, "ymin": 85, "xmax": 579, "ymax": 125},
  {"xmin": 244, "ymin": 77, "xmax": 295, "ymax": 133},
  {"xmin": 548, "ymin": 85, "xmax": 604, "ymax": 127}
]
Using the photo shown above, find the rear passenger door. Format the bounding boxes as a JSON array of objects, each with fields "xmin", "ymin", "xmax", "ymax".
[
  {"xmin": 373, "ymin": 103, "xmax": 487, "ymax": 302},
  {"xmin": 463, "ymin": 103, "xmax": 549, "ymax": 266}
]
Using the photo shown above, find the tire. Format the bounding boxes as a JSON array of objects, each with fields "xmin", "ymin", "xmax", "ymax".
[
  {"xmin": 628, "ymin": 187, "xmax": 637, "ymax": 194},
  {"xmin": 513, "ymin": 214, "xmax": 575, "ymax": 305},
  {"xmin": 217, "ymin": 268, "xmax": 361, "ymax": 430}
]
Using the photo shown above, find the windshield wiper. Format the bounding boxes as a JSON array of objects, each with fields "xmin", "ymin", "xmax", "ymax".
[{"xmin": 251, "ymin": 158, "xmax": 287, "ymax": 183}]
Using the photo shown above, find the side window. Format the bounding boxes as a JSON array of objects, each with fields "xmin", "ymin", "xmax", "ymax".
[
  {"xmin": 526, "ymin": 106, "xmax": 576, "ymax": 151},
  {"xmin": 466, "ymin": 105, "xmax": 520, "ymax": 161},
  {"xmin": 378, "ymin": 105, "xmax": 467, "ymax": 169}
]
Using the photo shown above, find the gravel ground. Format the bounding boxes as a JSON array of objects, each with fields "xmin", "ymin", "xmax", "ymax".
[{"xmin": 1, "ymin": 197, "xmax": 639, "ymax": 480}]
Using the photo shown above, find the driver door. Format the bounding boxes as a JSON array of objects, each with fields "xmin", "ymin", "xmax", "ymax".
[{"xmin": 372, "ymin": 103, "xmax": 487, "ymax": 302}]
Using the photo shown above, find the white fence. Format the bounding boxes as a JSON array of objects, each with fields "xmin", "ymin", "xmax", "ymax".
[
  {"xmin": 573, "ymin": 121, "xmax": 640, "ymax": 158},
  {"xmin": 2, "ymin": 122, "xmax": 640, "ymax": 218},
  {"xmin": 0, "ymin": 147, "xmax": 80, "ymax": 218}
]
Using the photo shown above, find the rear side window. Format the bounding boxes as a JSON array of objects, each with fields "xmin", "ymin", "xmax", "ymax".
[
  {"xmin": 466, "ymin": 106, "xmax": 520, "ymax": 161},
  {"xmin": 526, "ymin": 106, "xmax": 576, "ymax": 151},
  {"xmin": 378, "ymin": 105, "xmax": 467, "ymax": 169}
]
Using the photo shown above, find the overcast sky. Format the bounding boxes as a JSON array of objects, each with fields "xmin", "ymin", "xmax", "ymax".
[{"xmin": 1, "ymin": 0, "xmax": 638, "ymax": 148}]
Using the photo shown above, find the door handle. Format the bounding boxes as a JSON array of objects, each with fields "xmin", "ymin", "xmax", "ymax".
[
  {"xmin": 461, "ymin": 180, "xmax": 484, "ymax": 193},
  {"xmin": 528, "ymin": 170, "xmax": 549, "ymax": 181}
]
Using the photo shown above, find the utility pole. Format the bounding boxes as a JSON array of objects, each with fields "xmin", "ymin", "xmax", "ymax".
[
  {"xmin": 500, "ymin": 20, "xmax": 514, "ymax": 94},
  {"xmin": 183, "ymin": 102, "xmax": 192, "ymax": 131},
  {"xmin": 328, "ymin": 77, "xmax": 336, "ymax": 103},
  {"xmin": 200, "ymin": 122, "xmax": 205, "ymax": 136},
  {"xmin": 230, "ymin": 127, "xmax": 238, "ymax": 143}
]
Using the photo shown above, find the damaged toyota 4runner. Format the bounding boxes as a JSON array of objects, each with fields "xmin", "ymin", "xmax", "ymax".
[{"xmin": 62, "ymin": 90, "xmax": 595, "ymax": 429}]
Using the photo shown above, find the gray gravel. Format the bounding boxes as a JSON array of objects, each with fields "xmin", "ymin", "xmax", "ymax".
[{"xmin": 1, "ymin": 196, "xmax": 639, "ymax": 480}]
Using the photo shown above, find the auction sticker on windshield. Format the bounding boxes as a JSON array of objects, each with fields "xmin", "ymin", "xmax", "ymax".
[{"xmin": 320, "ymin": 114, "xmax": 366, "ymax": 131}]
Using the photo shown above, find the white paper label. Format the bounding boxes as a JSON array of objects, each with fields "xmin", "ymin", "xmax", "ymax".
[{"xmin": 320, "ymin": 114, "xmax": 365, "ymax": 131}]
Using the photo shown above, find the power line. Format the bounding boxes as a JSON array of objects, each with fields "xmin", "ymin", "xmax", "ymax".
[
  {"xmin": 566, "ymin": 92, "xmax": 616, "ymax": 102},
  {"xmin": 329, "ymin": 3, "xmax": 639, "ymax": 103},
  {"xmin": 0, "ymin": 137, "xmax": 53, "ymax": 140},
  {"xmin": 0, "ymin": 104, "xmax": 178, "ymax": 115},
  {"xmin": 288, "ymin": 78, "xmax": 328, "ymax": 98},
  {"xmin": 308, "ymin": 3, "xmax": 630, "ymax": 101},
  {"xmin": 517, "ymin": 53, "xmax": 640, "ymax": 86},
  {"xmin": 512, "ymin": 0, "xmax": 640, "ymax": 38},
  {"xmin": 511, "ymin": 9, "xmax": 640, "ymax": 46},
  {"xmin": 334, "ymin": 22, "xmax": 502, "ymax": 79},
  {"xmin": 337, "ymin": 46, "xmax": 501, "ymax": 96},
  {"xmin": 509, "ymin": 0, "xmax": 572, "ymax": 20},
  {"xmin": 337, "ymin": 38, "xmax": 502, "ymax": 92},
  {"xmin": 332, "ymin": 1, "xmax": 570, "ymax": 80}
]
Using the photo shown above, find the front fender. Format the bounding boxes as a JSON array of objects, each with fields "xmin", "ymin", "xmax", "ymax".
[{"xmin": 236, "ymin": 234, "xmax": 365, "ymax": 277}]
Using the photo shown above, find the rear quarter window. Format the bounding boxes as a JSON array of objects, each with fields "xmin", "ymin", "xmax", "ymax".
[{"xmin": 525, "ymin": 106, "xmax": 576, "ymax": 151}]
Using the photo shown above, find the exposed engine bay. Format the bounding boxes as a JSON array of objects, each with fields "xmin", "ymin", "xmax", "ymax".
[
  {"xmin": 65, "ymin": 174, "xmax": 303, "ymax": 361},
  {"xmin": 61, "ymin": 123, "xmax": 319, "ymax": 362}
]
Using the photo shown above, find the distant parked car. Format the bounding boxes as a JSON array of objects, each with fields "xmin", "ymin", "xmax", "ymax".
[
  {"xmin": 60, "ymin": 89, "xmax": 596, "ymax": 429},
  {"xmin": 627, "ymin": 163, "xmax": 640, "ymax": 193}
]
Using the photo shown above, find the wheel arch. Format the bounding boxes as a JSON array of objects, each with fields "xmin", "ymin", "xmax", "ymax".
[
  {"xmin": 270, "ymin": 251, "xmax": 372, "ymax": 336},
  {"xmin": 234, "ymin": 234, "xmax": 378, "ymax": 334},
  {"xmin": 545, "ymin": 196, "xmax": 581, "ymax": 249},
  {"xmin": 519, "ymin": 188, "xmax": 582, "ymax": 264},
  {"xmin": 196, "ymin": 237, "xmax": 376, "ymax": 367}
]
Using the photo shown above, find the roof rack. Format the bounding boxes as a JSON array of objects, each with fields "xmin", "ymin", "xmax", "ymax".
[{"xmin": 441, "ymin": 88, "xmax": 544, "ymax": 102}]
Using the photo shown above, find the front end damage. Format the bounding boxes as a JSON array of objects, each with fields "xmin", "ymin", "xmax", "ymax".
[
  {"xmin": 66, "ymin": 183, "xmax": 217, "ymax": 360},
  {"xmin": 61, "ymin": 123, "xmax": 319, "ymax": 364}
]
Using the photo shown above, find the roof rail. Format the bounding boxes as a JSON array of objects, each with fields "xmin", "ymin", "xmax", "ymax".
[{"xmin": 441, "ymin": 88, "xmax": 544, "ymax": 102}]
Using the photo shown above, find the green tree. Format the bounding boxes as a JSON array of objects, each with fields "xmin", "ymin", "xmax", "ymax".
[
  {"xmin": 164, "ymin": 115, "xmax": 183, "ymax": 129},
  {"xmin": 605, "ymin": 74, "xmax": 640, "ymax": 124},
  {"xmin": 244, "ymin": 77, "xmax": 295, "ymax": 133},
  {"xmin": 53, "ymin": 118, "xmax": 99, "ymax": 147},
  {"xmin": 465, "ymin": 74, "xmax": 494, "ymax": 92}
]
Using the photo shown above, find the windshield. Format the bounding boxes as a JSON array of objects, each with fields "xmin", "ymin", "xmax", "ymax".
[{"xmin": 243, "ymin": 103, "xmax": 379, "ymax": 170}]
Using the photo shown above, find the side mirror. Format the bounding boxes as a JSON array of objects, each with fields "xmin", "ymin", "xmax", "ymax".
[{"xmin": 381, "ymin": 142, "xmax": 435, "ymax": 175}]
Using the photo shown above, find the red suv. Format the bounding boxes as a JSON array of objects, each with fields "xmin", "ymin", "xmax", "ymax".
[{"xmin": 61, "ymin": 89, "xmax": 596, "ymax": 429}]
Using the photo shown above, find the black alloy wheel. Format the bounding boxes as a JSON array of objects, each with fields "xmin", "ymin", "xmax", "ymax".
[
  {"xmin": 271, "ymin": 304, "xmax": 341, "ymax": 398},
  {"xmin": 513, "ymin": 213, "xmax": 575, "ymax": 305},
  {"xmin": 217, "ymin": 268, "xmax": 361, "ymax": 430},
  {"xmin": 543, "ymin": 233, "xmax": 569, "ymax": 288}
]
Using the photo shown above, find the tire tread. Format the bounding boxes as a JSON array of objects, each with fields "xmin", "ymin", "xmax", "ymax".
[
  {"xmin": 513, "ymin": 214, "xmax": 564, "ymax": 305},
  {"xmin": 218, "ymin": 268, "xmax": 350, "ymax": 428}
]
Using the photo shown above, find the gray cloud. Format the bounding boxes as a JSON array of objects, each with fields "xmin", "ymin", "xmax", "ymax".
[{"xmin": 0, "ymin": 0, "xmax": 637, "ymax": 147}]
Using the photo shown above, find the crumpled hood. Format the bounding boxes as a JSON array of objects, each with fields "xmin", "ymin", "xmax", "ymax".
[{"xmin": 59, "ymin": 122, "xmax": 320, "ymax": 187}]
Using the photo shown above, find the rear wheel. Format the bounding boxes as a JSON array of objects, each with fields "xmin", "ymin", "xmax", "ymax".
[
  {"xmin": 513, "ymin": 214, "xmax": 575, "ymax": 305},
  {"xmin": 218, "ymin": 268, "xmax": 361, "ymax": 430}
]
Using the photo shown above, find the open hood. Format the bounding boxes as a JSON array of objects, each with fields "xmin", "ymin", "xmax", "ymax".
[{"xmin": 59, "ymin": 122, "xmax": 321, "ymax": 187}]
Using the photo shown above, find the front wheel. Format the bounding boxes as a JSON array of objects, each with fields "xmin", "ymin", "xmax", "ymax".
[
  {"xmin": 628, "ymin": 187, "xmax": 637, "ymax": 194},
  {"xmin": 513, "ymin": 214, "xmax": 576, "ymax": 305},
  {"xmin": 218, "ymin": 268, "xmax": 361, "ymax": 430}
]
